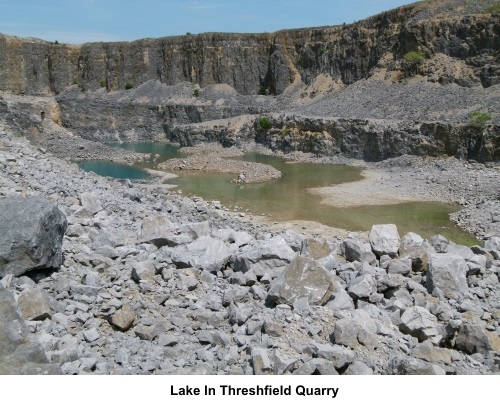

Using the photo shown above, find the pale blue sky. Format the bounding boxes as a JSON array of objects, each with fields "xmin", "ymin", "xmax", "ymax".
[{"xmin": 0, "ymin": 0, "xmax": 417, "ymax": 44}]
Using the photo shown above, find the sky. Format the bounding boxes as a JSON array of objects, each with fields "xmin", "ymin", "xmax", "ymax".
[{"xmin": 0, "ymin": 0, "xmax": 418, "ymax": 44}]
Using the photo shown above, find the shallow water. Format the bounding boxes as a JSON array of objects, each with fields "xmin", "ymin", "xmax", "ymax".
[
  {"xmin": 80, "ymin": 143, "xmax": 477, "ymax": 245},
  {"xmin": 77, "ymin": 160, "xmax": 151, "ymax": 180}
]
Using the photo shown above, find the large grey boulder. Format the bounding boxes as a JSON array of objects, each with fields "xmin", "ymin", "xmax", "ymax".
[
  {"xmin": 234, "ymin": 237, "xmax": 295, "ymax": 277},
  {"xmin": 171, "ymin": 236, "xmax": 231, "ymax": 273},
  {"xmin": 348, "ymin": 274, "xmax": 377, "ymax": 299},
  {"xmin": 341, "ymin": 237, "xmax": 377, "ymax": 264},
  {"xmin": 79, "ymin": 192, "xmax": 102, "ymax": 215},
  {"xmin": 267, "ymin": 256, "xmax": 333, "ymax": 307},
  {"xmin": 110, "ymin": 305, "xmax": 136, "ymax": 331},
  {"xmin": 17, "ymin": 288, "xmax": 52, "ymax": 321},
  {"xmin": 399, "ymin": 306, "xmax": 441, "ymax": 344},
  {"xmin": 398, "ymin": 232, "xmax": 429, "ymax": 272},
  {"xmin": 300, "ymin": 238, "xmax": 332, "ymax": 260},
  {"xmin": 369, "ymin": 224, "xmax": 400, "ymax": 258},
  {"xmin": 426, "ymin": 253, "xmax": 468, "ymax": 299},
  {"xmin": 455, "ymin": 324, "xmax": 500, "ymax": 355},
  {"xmin": 139, "ymin": 215, "xmax": 174, "ymax": 247},
  {"xmin": 0, "ymin": 197, "xmax": 67, "ymax": 278}
]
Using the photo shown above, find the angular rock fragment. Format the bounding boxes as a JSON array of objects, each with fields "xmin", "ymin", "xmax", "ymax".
[
  {"xmin": 388, "ymin": 357, "xmax": 444, "ymax": 375},
  {"xmin": 251, "ymin": 348, "xmax": 272, "ymax": 375},
  {"xmin": 412, "ymin": 341, "xmax": 452, "ymax": 364},
  {"xmin": 369, "ymin": 224, "xmax": 400, "ymax": 258},
  {"xmin": 300, "ymin": 238, "xmax": 331, "ymax": 260},
  {"xmin": 234, "ymin": 237, "xmax": 295, "ymax": 276},
  {"xmin": 348, "ymin": 274, "xmax": 377, "ymax": 299},
  {"xmin": 341, "ymin": 237, "xmax": 377, "ymax": 264},
  {"xmin": 0, "ymin": 197, "xmax": 67, "ymax": 278},
  {"xmin": 399, "ymin": 306, "xmax": 441, "ymax": 343},
  {"xmin": 171, "ymin": 236, "xmax": 230, "ymax": 273},
  {"xmin": 344, "ymin": 361, "xmax": 373, "ymax": 375},
  {"xmin": 140, "ymin": 215, "xmax": 174, "ymax": 247},
  {"xmin": 398, "ymin": 232, "xmax": 429, "ymax": 272},
  {"xmin": 426, "ymin": 253, "xmax": 468, "ymax": 299},
  {"xmin": 387, "ymin": 258, "xmax": 412, "ymax": 275},
  {"xmin": 267, "ymin": 256, "xmax": 333, "ymax": 307},
  {"xmin": 455, "ymin": 324, "xmax": 500, "ymax": 355},
  {"xmin": 131, "ymin": 260, "xmax": 156, "ymax": 282},
  {"xmin": 17, "ymin": 288, "xmax": 52, "ymax": 321},
  {"xmin": 79, "ymin": 192, "xmax": 102, "ymax": 215},
  {"xmin": 110, "ymin": 305, "xmax": 136, "ymax": 331}
]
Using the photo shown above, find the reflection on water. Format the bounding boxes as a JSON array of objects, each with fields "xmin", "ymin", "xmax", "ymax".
[{"xmin": 81, "ymin": 143, "xmax": 477, "ymax": 245}]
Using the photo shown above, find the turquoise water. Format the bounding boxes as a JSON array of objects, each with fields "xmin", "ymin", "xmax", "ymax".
[
  {"xmin": 77, "ymin": 160, "xmax": 151, "ymax": 179},
  {"xmin": 78, "ymin": 143, "xmax": 477, "ymax": 245}
]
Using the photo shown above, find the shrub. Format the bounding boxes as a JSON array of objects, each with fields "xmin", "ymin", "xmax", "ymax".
[
  {"xmin": 402, "ymin": 51, "xmax": 426, "ymax": 76},
  {"xmin": 404, "ymin": 51, "xmax": 425, "ymax": 64},
  {"xmin": 125, "ymin": 82, "xmax": 133, "ymax": 90},
  {"xmin": 468, "ymin": 111, "xmax": 492, "ymax": 128},
  {"xmin": 258, "ymin": 85, "xmax": 268, "ymax": 95},
  {"xmin": 193, "ymin": 89, "xmax": 200, "ymax": 97},
  {"xmin": 281, "ymin": 126, "xmax": 291, "ymax": 136},
  {"xmin": 100, "ymin": 80, "xmax": 106, "ymax": 88},
  {"xmin": 259, "ymin": 116, "xmax": 272, "ymax": 130}
]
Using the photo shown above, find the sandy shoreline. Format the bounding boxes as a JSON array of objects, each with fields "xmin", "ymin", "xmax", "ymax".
[{"xmin": 309, "ymin": 169, "xmax": 445, "ymax": 208}]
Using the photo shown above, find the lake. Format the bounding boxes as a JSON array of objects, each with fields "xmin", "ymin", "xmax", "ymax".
[{"xmin": 78, "ymin": 142, "xmax": 477, "ymax": 245}]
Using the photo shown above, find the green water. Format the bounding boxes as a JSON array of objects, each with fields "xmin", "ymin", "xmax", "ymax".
[{"xmin": 83, "ymin": 143, "xmax": 477, "ymax": 245}]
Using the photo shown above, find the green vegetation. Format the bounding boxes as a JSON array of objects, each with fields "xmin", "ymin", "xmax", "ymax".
[
  {"xmin": 402, "ymin": 50, "xmax": 426, "ymax": 77},
  {"xmin": 100, "ymin": 80, "xmax": 106, "ymax": 88},
  {"xmin": 186, "ymin": 32, "xmax": 192, "ymax": 36},
  {"xmin": 485, "ymin": 4, "xmax": 500, "ymax": 13},
  {"xmin": 404, "ymin": 51, "xmax": 425, "ymax": 64},
  {"xmin": 193, "ymin": 89, "xmax": 200, "ymax": 97},
  {"xmin": 125, "ymin": 82, "xmax": 134, "ymax": 90},
  {"xmin": 259, "ymin": 116, "xmax": 272, "ymax": 130},
  {"xmin": 15, "ymin": 133, "xmax": 23, "ymax": 138},
  {"xmin": 468, "ymin": 111, "xmax": 492, "ymax": 128},
  {"xmin": 281, "ymin": 126, "xmax": 291, "ymax": 136},
  {"xmin": 258, "ymin": 85, "xmax": 268, "ymax": 95}
]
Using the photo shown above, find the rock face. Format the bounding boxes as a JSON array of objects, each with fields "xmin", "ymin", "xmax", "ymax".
[
  {"xmin": 1, "ymin": 3, "xmax": 497, "ymax": 95},
  {"xmin": 1, "ymin": 2, "xmax": 499, "ymax": 161},
  {"xmin": 0, "ymin": 197, "xmax": 67, "ymax": 278}
]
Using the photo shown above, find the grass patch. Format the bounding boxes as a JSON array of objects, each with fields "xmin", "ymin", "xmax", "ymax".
[
  {"xmin": 125, "ymin": 82, "xmax": 133, "ymax": 90},
  {"xmin": 468, "ymin": 111, "xmax": 492, "ymax": 128},
  {"xmin": 259, "ymin": 116, "xmax": 272, "ymax": 130}
]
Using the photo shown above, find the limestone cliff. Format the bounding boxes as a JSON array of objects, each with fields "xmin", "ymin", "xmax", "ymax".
[
  {"xmin": 0, "ymin": 0, "xmax": 499, "ymax": 162},
  {"xmin": 1, "ymin": 1, "xmax": 498, "ymax": 95}
]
